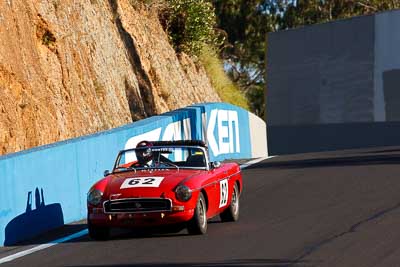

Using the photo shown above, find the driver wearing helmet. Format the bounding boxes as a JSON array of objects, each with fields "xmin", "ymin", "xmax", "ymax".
[{"xmin": 134, "ymin": 141, "xmax": 154, "ymax": 167}]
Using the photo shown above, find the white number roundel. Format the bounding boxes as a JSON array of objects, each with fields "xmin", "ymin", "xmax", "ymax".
[
  {"xmin": 219, "ymin": 179, "xmax": 228, "ymax": 208},
  {"xmin": 120, "ymin": 177, "xmax": 164, "ymax": 189}
]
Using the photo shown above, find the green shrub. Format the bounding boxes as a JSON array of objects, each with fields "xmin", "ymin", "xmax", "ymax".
[
  {"xmin": 199, "ymin": 45, "xmax": 249, "ymax": 110},
  {"xmin": 162, "ymin": 0, "xmax": 221, "ymax": 56},
  {"xmin": 133, "ymin": 0, "xmax": 248, "ymax": 110},
  {"xmin": 42, "ymin": 29, "xmax": 56, "ymax": 47}
]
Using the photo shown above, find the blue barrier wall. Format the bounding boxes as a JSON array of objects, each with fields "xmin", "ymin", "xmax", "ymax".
[{"xmin": 0, "ymin": 102, "xmax": 266, "ymax": 245}]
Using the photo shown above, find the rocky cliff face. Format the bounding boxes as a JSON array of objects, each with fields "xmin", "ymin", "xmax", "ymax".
[{"xmin": 0, "ymin": 0, "xmax": 220, "ymax": 155}]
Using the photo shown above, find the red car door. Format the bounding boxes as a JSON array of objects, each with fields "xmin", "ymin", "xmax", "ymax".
[{"xmin": 202, "ymin": 165, "xmax": 230, "ymax": 218}]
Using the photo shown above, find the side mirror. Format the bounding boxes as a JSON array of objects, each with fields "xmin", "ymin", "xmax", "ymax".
[
  {"xmin": 212, "ymin": 161, "xmax": 221, "ymax": 169},
  {"xmin": 104, "ymin": 170, "xmax": 110, "ymax": 177}
]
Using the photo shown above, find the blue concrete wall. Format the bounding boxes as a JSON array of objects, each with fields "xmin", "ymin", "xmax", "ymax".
[{"xmin": 0, "ymin": 102, "xmax": 265, "ymax": 245}]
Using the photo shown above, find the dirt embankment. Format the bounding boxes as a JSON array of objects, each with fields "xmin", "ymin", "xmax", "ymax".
[{"xmin": 0, "ymin": 0, "xmax": 220, "ymax": 155}]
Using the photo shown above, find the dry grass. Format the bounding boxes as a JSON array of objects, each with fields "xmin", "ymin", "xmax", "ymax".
[{"xmin": 199, "ymin": 45, "xmax": 249, "ymax": 110}]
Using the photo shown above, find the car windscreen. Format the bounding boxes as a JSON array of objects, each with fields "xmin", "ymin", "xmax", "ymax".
[{"xmin": 114, "ymin": 146, "xmax": 207, "ymax": 171}]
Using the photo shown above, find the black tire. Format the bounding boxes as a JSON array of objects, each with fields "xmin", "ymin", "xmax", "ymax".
[
  {"xmin": 187, "ymin": 193, "xmax": 207, "ymax": 235},
  {"xmin": 88, "ymin": 220, "xmax": 110, "ymax": 240},
  {"xmin": 220, "ymin": 183, "xmax": 240, "ymax": 222}
]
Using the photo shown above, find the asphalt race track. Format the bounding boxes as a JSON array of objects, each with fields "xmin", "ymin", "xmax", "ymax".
[{"xmin": 3, "ymin": 147, "xmax": 400, "ymax": 267}]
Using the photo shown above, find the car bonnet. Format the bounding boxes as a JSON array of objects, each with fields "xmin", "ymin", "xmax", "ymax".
[{"xmin": 104, "ymin": 169, "xmax": 204, "ymax": 199}]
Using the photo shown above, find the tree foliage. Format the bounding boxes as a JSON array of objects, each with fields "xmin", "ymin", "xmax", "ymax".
[
  {"xmin": 213, "ymin": 0, "xmax": 400, "ymax": 118},
  {"xmin": 280, "ymin": 0, "xmax": 400, "ymax": 28},
  {"xmin": 161, "ymin": 0, "xmax": 221, "ymax": 55},
  {"xmin": 155, "ymin": 0, "xmax": 249, "ymax": 109}
]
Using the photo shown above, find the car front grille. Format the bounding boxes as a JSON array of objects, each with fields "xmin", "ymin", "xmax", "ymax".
[{"xmin": 103, "ymin": 198, "xmax": 172, "ymax": 213}]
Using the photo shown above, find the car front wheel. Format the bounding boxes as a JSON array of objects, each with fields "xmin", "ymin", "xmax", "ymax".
[
  {"xmin": 187, "ymin": 193, "xmax": 207, "ymax": 235},
  {"xmin": 220, "ymin": 183, "xmax": 240, "ymax": 222}
]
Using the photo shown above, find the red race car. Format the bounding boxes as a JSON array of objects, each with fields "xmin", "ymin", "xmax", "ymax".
[{"xmin": 87, "ymin": 140, "xmax": 243, "ymax": 239}]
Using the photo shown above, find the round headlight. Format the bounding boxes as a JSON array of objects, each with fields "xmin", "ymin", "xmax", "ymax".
[
  {"xmin": 175, "ymin": 185, "xmax": 192, "ymax": 202},
  {"xmin": 87, "ymin": 189, "xmax": 103, "ymax": 206}
]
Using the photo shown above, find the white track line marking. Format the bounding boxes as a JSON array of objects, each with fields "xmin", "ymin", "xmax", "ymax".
[
  {"xmin": 0, "ymin": 229, "xmax": 88, "ymax": 264},
  {"xmin": 240, "ymin": 156, "xmax": 275, "ymax": 169},
  {"xmin": 0, "ymin": 156, "xmax": 274, "ymax": 264}
]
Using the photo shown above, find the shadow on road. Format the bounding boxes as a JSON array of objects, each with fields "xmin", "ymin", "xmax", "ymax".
[
  {"xmin": 2, "ymin": 216, "xmax": 233, "ymax": 248},
  {"xmin": 65, "ymin": 258, "xmax": 309, "ymax": 267},
  {"xmin": 248, "ymin": 153, "xmax": 400, "ymax": 170}
]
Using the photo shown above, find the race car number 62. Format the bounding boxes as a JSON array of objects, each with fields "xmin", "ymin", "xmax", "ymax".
[
  {"xmin": 129, "ymin": 178, "xmax": 154, "ymax": 185},
  {"xmin": 120, "ymin": 177, "xmax": 164, "ymax": 189}
]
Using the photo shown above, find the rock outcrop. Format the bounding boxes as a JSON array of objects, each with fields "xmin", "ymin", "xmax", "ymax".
[{"xmin": 0, "ymin": 0, "xmax": 220, "ymax": 155}]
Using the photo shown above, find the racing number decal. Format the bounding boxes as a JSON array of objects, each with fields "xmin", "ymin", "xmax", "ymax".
[
  {"xmin": 219, "ymin": 179, "xmax": 229, "ymax": 208},
  {"xmin": 120, "ymin": 177, "xmax": 164, "ymax": 189},
  {"xmin": 127, "ymin": 178, "xmax": 155, "ymax": 186},
  {"xmin": 142, "ymin": 178, "xmax": 156, "ymax": 185},
  {"xmin": 127, "ymin": 178, "xmax": 140, "ymax": 186}
]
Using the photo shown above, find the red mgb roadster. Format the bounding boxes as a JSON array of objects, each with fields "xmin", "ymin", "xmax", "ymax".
[{"xmin": 87, "ymin": 140, "xmax": 243, "ymax": 239}]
